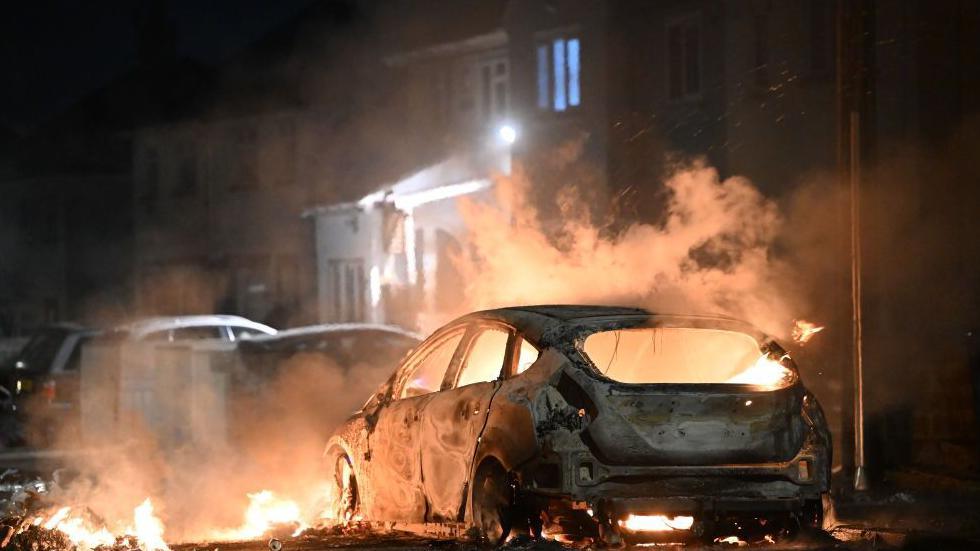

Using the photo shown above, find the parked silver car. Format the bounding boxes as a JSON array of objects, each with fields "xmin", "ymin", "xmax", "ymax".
[{"xmin": 111, "ymin": 315, "xmax": 276, "ymax": 342}]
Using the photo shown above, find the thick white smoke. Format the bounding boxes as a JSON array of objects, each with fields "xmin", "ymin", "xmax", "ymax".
[{"xmin": 456, "ymin": 161, "xmax": 804, "ymax": 339}]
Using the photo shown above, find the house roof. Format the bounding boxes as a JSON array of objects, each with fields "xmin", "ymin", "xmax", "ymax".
[{"xmin": 378, "ymin": 0, "xmax": 508, "ymax": 56}]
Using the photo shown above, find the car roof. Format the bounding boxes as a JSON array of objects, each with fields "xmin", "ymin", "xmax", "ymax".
[
  {"xmin": 246, "ymin": 323, "xmax": 422, "ymax": 343},
  {"xmin": 31, "ymin": 322, "xmax": 93, "ymax": 333},
  {"xmin": 238, "ymin": 323, "xmax": 422, "ymax": 353},
  {"xmin": 498, "ymin": 305, "xmax": 653, "ymax": 320},
  {"xmin": 115, "ymin": 315, "xmax": 277, "ymax": 339},
  {"xmin": 456, "ymin": 305, "xmax": 764, "ymax": 344}
]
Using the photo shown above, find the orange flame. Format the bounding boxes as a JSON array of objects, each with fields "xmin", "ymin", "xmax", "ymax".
[
  {"xmin": 209, "ymin": 491, "xmax": 307, "ymax": 541},
  {"xmin": 725, "ymin": 354, "xmax": 796, "ymax": 388},
  {"xmin": 715, "ymin": 535, "xmax": 748, "ymax": 545},
  {"xmin": 792, "ymin": 319, "xmax": 825, "ymax": 345},
  {"xmin": 33, "ymin": 499, "xmax": 168, "ymax": 551},
  {"xmin": 128, "ymin": 498, "xmax": 170, "ymax": 551},
  {"xmin": 618, "ymin": 514, "xmax": 694, "ymax": 532}
]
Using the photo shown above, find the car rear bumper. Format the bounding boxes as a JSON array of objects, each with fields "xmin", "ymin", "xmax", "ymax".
[{"xmin": 520, "ymin": 441, "xmax": 830, "ymax": 507}]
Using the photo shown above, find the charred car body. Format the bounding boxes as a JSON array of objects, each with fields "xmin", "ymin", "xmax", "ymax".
[{"xmin": 324, "ymin": 306, "xmax": 831, "ymax": 543}]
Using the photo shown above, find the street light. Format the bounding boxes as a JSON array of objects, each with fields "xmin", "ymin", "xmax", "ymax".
[{"xmin": 497, "ymin": 123, "xmax": 517, "ymax": 145}]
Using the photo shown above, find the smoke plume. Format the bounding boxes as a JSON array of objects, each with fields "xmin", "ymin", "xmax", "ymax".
[{"xmin": 456, "ymin": 160, "xmax": 805, "ymax": 339}]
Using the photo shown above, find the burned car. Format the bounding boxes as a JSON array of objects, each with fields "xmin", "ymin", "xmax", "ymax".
[{"xmin": 323, "ymin": 306, "xmax": 831, "ymax": 544}]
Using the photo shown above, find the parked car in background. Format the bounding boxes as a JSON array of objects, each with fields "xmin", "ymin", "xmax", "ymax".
[
  {"xmin": 237, "ymin": 323, "xmax": 420, "ymax": 374},
  {"xmin": 110, "ymin": 315, "xmax": 276, "ymax": 342},
  {"xmin": 225, "ymin": 324, "xmax": 421, "ymax": 456},
  {"xmin": 0, "ymin": 324, "xmax": 100, "ymax": 446},
  {"xmin": 0, "ymin": 315, "xmax": 276, "ymax": 447},
  {"xmin": 0, "ymin": 324, "xmax": 99, "ymax": 406},
  {"xmin": 323, "ymin": 306, "xmax": 831, "ymax": 545}
]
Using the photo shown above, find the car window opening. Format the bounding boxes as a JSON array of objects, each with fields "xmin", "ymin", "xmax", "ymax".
[
  {"xmin": 456, "ymin": 328, "xmax": 508, "ymax": 388},
  {"xmin": 582, "ymin": 327, "xmax": 796, "ymax": 388},
  {"xmin": 515, "ymin": 338, "xmax": 540, "ymax": 375},
  {"xmin": 603, "ymin": 331, "xmax": 621, "ymax": 375},
  {"xmin": 400, "ymin": 330, "xmax": 464, "ymax": 399}
]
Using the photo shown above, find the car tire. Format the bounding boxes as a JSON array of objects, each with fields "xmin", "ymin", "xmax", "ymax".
[
  {"xmin": 329, "ymin": 452, "xmax": 358, "ymax": 522},
  {"xmin": 471, "ymin": 459, "xmax": 513, "ymax": 546}
]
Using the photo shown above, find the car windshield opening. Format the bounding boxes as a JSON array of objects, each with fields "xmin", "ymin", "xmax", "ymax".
[
  {"xmin": 582, "ymin": 327, "xmax": 795, "ymax": 388},
  {"xmin": 19, "ymin": 329, "xmax": 69, "ymax": 371}
]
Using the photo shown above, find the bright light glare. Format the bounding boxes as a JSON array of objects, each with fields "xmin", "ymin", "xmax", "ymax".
[
  {"xmin": 725, "ymin": 354, "xmax": 796, "ymax": 388},
  {"xmin": 619, "ymin": 514, "xmax": 694, "ymax": 532},
  {"xmin": 497, "ymin": 124, "xmax": 517, "ymax": 145}
]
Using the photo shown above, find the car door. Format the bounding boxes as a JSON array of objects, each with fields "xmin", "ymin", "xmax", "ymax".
[
  {"xmin": 419, "ymin": 322, "xmax": 513, "ymax": 522},
  {"xmin": 365, "ymin": 326, "xmax": 466, "ymax": 522}
]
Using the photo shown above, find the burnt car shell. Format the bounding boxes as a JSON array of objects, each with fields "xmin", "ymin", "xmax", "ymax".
[
  {"xmin": 323, "ymin": 306, "xmax": 831, "ymax": 542},
  {"xmin": 511, "ymin": 312, "xmax": 831, "ymax": 540}
]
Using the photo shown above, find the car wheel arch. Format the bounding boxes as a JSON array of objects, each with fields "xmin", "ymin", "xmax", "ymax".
[{"xmin": 467, "ymin": 454, "xmax": 515, "ymax": 542}]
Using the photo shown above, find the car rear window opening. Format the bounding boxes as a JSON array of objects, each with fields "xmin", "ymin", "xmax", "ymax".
[{"xmin": 582, "ymin": 327, "xmax": 796, "ymax": 388}]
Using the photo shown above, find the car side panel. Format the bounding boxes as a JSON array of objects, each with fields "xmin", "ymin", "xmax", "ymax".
[
  {"xmin": 465, "ymin": 349, "xmax": 566, "ymax": 524},
  {"xmin": 419, "ymin": 380, "xmax": 497, "ymax": 521},
  {"xmin": 365, "ymin": 394, "xmax": 433, "ymax": 521}
]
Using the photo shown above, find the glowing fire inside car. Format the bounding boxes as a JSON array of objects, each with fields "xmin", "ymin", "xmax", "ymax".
[
  {"xmin": 725, "ymin": 353, "xmax": 796, "ymax": 388},
  {"xmin": 582, "ymin": 327, "xmax": 798, "ymax": 388},
  {"xmin": 618, "ymin": 514, "xmax": 695, "ymax": 532}
]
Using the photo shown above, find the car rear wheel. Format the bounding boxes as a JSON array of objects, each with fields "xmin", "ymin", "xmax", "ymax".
[{"xmin": 471, "ymin": 459, "xmax": 514, "ymax": 545}]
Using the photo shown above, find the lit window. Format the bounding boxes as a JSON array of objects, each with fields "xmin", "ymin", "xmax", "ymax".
[
  {"xmin": 536, "ymin": 45, "xmax": 549, "ymax": 108},
  {"xmin": 567, "ymin": 38, "xmax": 580, "ymax": 106},
  {"xmin": 536, "ymin": 36, "xmax": 581, "ymax": 111},
  {"xmin": 553, "ymin": 39, "xmax": 566, "ymax": 111}
]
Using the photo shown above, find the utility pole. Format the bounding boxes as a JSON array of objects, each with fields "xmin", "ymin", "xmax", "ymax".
[{"xmin": 836, "ymin": 0, "xmax": 874, "ymax": 492}]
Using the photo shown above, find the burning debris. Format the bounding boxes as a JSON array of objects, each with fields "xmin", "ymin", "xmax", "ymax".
[
  {"xmin": 205, "ymin": 491, "xmax": 307, "ymax": 542},
  {"xmin": 0, "ymin": 466, "xmax": 340, "ymax": 551},
  {"xmin": 792, "ymin": 320, "xmax": 826, "ymax": 346},
  {"xmin": 0, "ymin": 468, "xmax": 170, "ymax": 551},
  {"xmin": 0, "ymin": 504, "xmax": 165, "ymax": 551}
]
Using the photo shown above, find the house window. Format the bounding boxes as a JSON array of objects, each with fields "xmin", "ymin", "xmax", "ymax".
[
  {"xmin": 454, "ymin": 55, "xmax": 508, "ymax": 124},
  {"xmin": 328, "ymin": 259, "xmax": 366, "ymax": 323},
  {"xmin": 478, "ymin": 56, "xmax": 508, "ymax": 121},
  {"xmin": 536, "ymin": 35, "xmax": 581, "ymax": 112},
  {"xmin": 667, "ymin": 15, "xmax": 701, "ymax": 100}
]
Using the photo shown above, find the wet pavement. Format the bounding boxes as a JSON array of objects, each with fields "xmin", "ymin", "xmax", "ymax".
[
  {"xmin": 2, "ymin": 450, "xmax": 979, "ymax": 551},
  {"xmin": 162, "ymin": 521, "xmax": 980, "ymax": 551}
]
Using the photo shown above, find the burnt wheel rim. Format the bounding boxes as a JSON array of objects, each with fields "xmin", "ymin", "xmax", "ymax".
[
  {"xmin": 473, "ymin": 462, "xmax": 512, "ymax": 545},
  {"xmin": 333, "ymin": 454, "xmax": 358, "ymax": 522}
]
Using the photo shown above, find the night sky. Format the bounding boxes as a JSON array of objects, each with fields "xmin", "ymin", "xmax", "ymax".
[{"xmin": 0, "ymin": 0, "xmax": 313, "ymax": 130}]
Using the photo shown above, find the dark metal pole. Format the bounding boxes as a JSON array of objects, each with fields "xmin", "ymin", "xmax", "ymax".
[
  {"xmin": 849, "ymin": 109, "xmax": 868, "ymax": 491},
  {"xmin": 837, "ymin": 0, "xmax": 870, "ymax": 491},
  {"xmin": 835, "ymin": 0, "xmax": 856, "ymax": 482}
]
